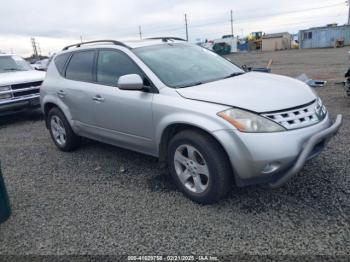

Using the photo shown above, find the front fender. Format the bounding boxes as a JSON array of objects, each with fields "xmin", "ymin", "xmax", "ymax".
[{"xmin": 155, "ymin": 111, "xmax": 232, "ymax": 155}]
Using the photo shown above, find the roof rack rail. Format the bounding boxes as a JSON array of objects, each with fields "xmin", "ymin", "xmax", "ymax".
[
  {"xmin": 62, "ymin": 40, "xmax": 129, "ymax": 51},
  {"xmin": 147, "ymin": 37, "xmax": 186, "ymax": 42}
]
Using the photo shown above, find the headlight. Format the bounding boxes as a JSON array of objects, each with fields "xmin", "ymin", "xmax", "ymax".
[
  {"xmin": 217, "ymin": 108, "xmax": 286, "ymax": 133},
  {"xmin": 315, "ymin": 97, "xmax": 327, "ymax": 120},
  {"xmin": 0, "ymin": 86, "xmax": 12, "ymax": 100},
  {"xmin": 316, "ymin": 97, "xmax": 323, "ymax": 107}
]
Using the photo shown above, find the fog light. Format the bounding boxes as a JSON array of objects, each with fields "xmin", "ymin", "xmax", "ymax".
[{"xmin": 262, "ymin": 163, "xmax": 280, "ymax": 174}]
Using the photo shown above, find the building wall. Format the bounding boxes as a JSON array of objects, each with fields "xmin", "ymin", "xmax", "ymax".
[
  {"xmin": 262, "ymin": 36, "xmax": 291, "ymax": 51},
  {"xmin": 299, "ymin": 25, "xmax": 350, "ymax": 49}
]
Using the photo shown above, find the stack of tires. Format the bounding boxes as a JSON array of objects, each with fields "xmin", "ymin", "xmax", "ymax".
[{"xmin": 0, "ymin": 162, "xmax": 11, "ymax": 224}]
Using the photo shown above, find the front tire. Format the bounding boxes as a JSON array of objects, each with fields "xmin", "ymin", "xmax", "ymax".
[
  {"xmin": 167, "ymin": 130, "xmax": 232, "ymax": 204},
  {"xmin": 48, "ymin": 107, "xmax": 80, "ymax": 151}
]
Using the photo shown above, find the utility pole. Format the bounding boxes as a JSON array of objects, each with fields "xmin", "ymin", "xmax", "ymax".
[
  {"xmin": 80, "ymin": 35, "xmax": 83, "ymax": 43},
  {"xmin": 139, "ymin": 25, "xmax": 143, "ymax": 40},
  {"xmin": 185, "ymin": 14, "xmax": 189, "ymax": 41},
  {"xmin": 31, "ymin": 37, "xmax": 38, "ymax": 59},
  {"xmin": 230, "ymin": 10, "xmax": 234, "ymax": 37},
  {"xmin": 347, "ymin": 0, "xmax": 350, "ymax": 25}
]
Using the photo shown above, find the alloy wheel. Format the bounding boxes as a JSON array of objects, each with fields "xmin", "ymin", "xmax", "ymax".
[
  {"xmin": 173, "ymin": 144, "xmax": 210, "ymax": 194},
  {"xmin": 50, "ymin": 115, "xmax": 67, "ymax": 146}
]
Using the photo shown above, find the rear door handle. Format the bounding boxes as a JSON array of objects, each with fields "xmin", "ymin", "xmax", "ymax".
[
  {"xmin": 92, "ymin": 95, "xmax": 105, "ymax": 102},
  {"xmin": 57, "ymin": 90, "xmax": 66, "ymax": 98}
]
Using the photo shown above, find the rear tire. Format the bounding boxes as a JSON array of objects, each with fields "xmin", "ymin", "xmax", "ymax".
[
  {"xmin": 167, "ymin": 129, "xmax": 232, "ymax": 204},
  {"xmin": 48, "ymin": 107, "xmax": 80, "ymax": 152}
]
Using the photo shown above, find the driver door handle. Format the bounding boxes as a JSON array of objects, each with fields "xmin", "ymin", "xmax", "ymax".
[{"xmin": 92, "ymin": 95, "xmax": 105, "ymax": 102}]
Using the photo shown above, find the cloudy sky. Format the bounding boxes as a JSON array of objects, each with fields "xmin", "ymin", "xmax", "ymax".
[{"xmin": 0, "ymin": 0, "xmax": 348, "ymax": 56}]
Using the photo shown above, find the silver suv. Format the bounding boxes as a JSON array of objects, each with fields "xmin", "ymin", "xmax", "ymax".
[{"xmin": 41, "ymin": 39, "xmax": 342, "ymax": 204}]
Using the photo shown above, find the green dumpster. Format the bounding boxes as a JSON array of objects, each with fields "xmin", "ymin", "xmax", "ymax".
[
  {"xmin": 213, "ymin": 43, "xmax": 231, "ymax": 55},
  {"xmin": 0, "ymin": 162, "xmax": 11, "ymax": 224}
]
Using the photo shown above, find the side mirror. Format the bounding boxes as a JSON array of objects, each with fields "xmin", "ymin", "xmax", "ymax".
[{"xmin": 118, "ymin": 74, "xmax": 144, "ymax": 90}]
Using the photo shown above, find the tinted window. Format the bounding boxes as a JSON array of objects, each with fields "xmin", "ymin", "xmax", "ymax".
[
  {"xmin": 97, "ymin": 50, "xmax": 142, "ymax": 86},
  {"xmin": 54, "ymin": 53, "xmax": 71, "ymax": 75},
  {"xmin": 66, "ymin": 51, "xmax": 95, "ymax": 82}
]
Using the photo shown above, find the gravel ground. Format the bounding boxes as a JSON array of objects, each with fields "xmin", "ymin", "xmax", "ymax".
[{"xmin": 0, "ymin": 48, "xmax": 349, "ymax": 258}]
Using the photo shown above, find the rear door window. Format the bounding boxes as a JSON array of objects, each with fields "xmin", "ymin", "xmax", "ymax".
[{"xmin": 66, "ymin": 51, "xmax": 95, "ymax": 82}]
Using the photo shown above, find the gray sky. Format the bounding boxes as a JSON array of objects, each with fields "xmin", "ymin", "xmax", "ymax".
[{"xmin": 0, "ymin": 0, "xmax": 347, "ymax": 56}]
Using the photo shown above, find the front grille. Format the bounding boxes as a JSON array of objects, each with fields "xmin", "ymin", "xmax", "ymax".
[
  {"xmin": 11, "ymin": 81, "xmax": 42, "ymax": 90},
  {"xmin": 262, "ymin": 101, "xmax": 325, "ymax": 130},
  {"xmin": 13, "ymin": 89, "xmax": 38, "ymax": 97},
  {"xmin": 11, "ymin": 81, "xmax": 42, "ymax": 98}
]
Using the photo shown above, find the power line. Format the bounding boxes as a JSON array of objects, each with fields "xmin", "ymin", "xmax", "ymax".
[
  {"xmin": 132, "ymin": 0, "xmax": 344, "ymax": 35},
  {"xmin": 202, "ymin": 14, "xmax": 343, "ymax": 38},
  {"xmin": 144, "ymin": 2, "xmax": 345, "ymax": 35},
  {"xmin": 193, "ymin": 2, "xmax": 345, "ymax": 30}
]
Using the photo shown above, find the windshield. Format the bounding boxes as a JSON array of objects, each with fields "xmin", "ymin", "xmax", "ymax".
[
  {"xmin": 133, "ymin": 43, "xmax": 244, "ymax": 88},
  {"xmin": 0, "ymin": 56, "xmax": 33, "ymax": 73}
]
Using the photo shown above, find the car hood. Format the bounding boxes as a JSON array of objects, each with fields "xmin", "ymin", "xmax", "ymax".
[
  {"xmin": 176, "ymin": 72, "xmax": 316, "ymax": 113},
  {"xmin": 0, "ymin": 70, "xmax": 46, "ymax": 86}
]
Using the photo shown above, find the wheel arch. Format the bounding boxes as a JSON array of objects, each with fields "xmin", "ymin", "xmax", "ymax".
[
  {"xmin": 158, "ymin": 123, "xmax": 233, "ymax": 174},
  {"xmin": 42, "ymin": 99, "xmax": 73, "ymax": 129}
]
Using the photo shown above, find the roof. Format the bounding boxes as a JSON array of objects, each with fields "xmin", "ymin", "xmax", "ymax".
[
  {"xmin": 262, "ymin": 32, "xmax": 290, "ymax": 39},
  {"xmin": 62, "ymin": 38, "xmax": 187, "ymax": 51},
  {"xmin": 124, "ymin": 39, "xmax": 185, "ymax": 48},
  {"xmin": 300, "ymin": 24, "xmax": 350, "ymax": 32}
]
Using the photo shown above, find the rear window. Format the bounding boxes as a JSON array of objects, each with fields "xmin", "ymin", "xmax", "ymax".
[
  {"xmin": 54, "ymin": 53, "xmax": 71, "ymax": 75},
  {"xmin": 65, "ymin": 51, "xmax": 95, "ymax": 82}
]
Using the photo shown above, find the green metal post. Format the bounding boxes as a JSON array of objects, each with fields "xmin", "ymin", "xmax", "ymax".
[{"xmin": 0, "ymin": 162, "xmax": 11, "ymax": 224}]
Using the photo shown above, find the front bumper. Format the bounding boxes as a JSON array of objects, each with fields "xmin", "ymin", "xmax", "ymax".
[
  {"xmin": 267, "ymin": 114, "xmax": 342, "ymax": 188},
  {"xmin": 0, "ymin": 94, "xmax": 40, "ymax": 116},
  {"xmin": 213, "ymin": 114, "xmax": 343, "ymax": 187}
]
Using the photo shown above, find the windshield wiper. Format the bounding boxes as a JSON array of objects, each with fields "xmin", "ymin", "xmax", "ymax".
[
  {"xmin": 224, "ymin": 72, "xmax": 245, "ymax": 79},
  {"xmin": 176, "ymin": 72, "xmax": 245, "ymax": 88},
  {"xmin": 176, "ymin": 81, "xmax": 203, "ymax": 89},
  {"xmin": 3, "ymin": 68, "xmax": 24, "ymax": 71}
]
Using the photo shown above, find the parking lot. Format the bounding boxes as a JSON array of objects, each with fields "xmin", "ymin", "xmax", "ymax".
[{"xmin": 0, "ymin": 48, "xmax": 349, "ymax": 257}]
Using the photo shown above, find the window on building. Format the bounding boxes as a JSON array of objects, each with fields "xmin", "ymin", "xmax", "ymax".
[
  {"xmin": 303, "ymin": 32, "xmax": 313, "ymax": 40},
  {"xmin": 304, "ymin": 32, "xmax": 308, "ymax": 40}
]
